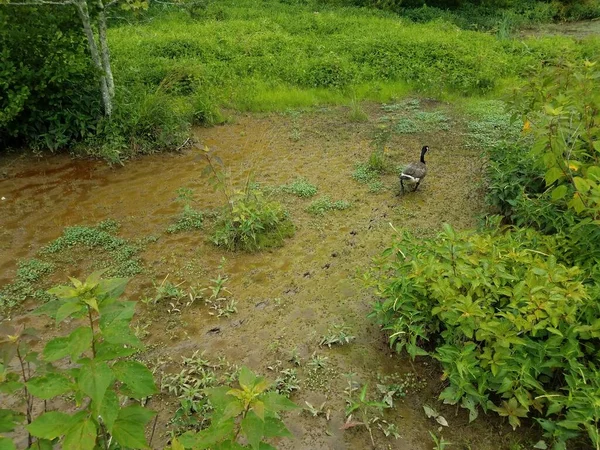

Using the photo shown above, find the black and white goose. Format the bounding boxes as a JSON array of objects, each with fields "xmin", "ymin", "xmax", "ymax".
[{"xmin": 400, "ymin": 145, "xmax": 429, "ymax": 193}]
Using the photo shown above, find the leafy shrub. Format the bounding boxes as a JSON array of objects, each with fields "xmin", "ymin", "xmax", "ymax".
[
  {"xmin": 201, "ymin": 148, "xmax": 294, "ymax": 251},
  {"xmin": 0, "ymin": 5, "xmax": 101, "ymax": 151},
  {"xmin": 0, "ymin": 272, "xmax": 158, "ymax": 449},
  {"xmin": 368, "ymin": 224, "xmax": 600, "ymax": 448},
  {"xmin": 212, "ymin": 190, "xmax": 294, "ymax": 251}
]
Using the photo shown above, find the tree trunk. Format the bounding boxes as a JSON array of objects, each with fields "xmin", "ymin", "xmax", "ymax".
[
  {"xmin": 75, "ymin": 0, "xmax": 112, "ymax": 116},
  {"xmin": 97, "ymin": 0, "xmax": 114, "ymax": 98}
]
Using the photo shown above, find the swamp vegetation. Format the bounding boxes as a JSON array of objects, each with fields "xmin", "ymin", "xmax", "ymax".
[{"xmin": 1, "ymin": 0, "xmax": 600, "ymax": 449}]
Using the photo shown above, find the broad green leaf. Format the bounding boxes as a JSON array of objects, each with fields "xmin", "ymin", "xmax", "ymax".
[
  {"xmin": 252, "ymin": 400, "xmax": 265, "ymax": 421},
  {"xmin": 170, "ymin": 438, "xmax": 185, "ymax": 450},
  {"xmin": 545, "ymin": 167, "xmax": 564, "ymax": 185},
  {"xmin": 205, "ymin": 387, "xmax": 232, "ymax": 415},
  {"xmin": 238, "ymin": 366, "xmax": 256, "ymax": 391},
  {"xmin": 27, "ymin": 411, "xmax": 73, "ymax": 439},
  {"xmin": 84, "ymin": 269, "xmax": 107, "ymax": 288},
  {"xmin": 43, "ymin": 336, "xmax": 72, "ymax": 362},
  {"xmin": 568, "ymin": 193, "xmax": 586, "ymax": 213},
  {"xmin": 0, "ymin": 409, "xmax": 24, "ymax": 433},
  {"xmin": 97, "ymin": 278, "xmax": 128, "ymax": 300},
  {"xmin": 77, "ymin": 360, "xmax": 114, "ymax": 406},
  {"xmin": 112, "ymin": 361, "xmax": 157, "ymax": 399},
  {"xmin": 83, "ymin": 297, "xmax": 99, "ymax": 313},
  {"xmin": 27, "ymin": 373, "xmax": 72, "ymax": 400},
  {"xmin": 0, "ymin": 437, "xmax": 16, "ymax": 450},
  {"xmin": 178, "ymin": 419, "xmax": 235, "ymax": 449},
  {"xmin": 241, "ymin": 411, "xmax": 264, "ymax": 450},
  {"xmin": 111, "ymin": 405, "xmax": 156, "ymax": 449},
  {"xmin": 26, "ymin": 439, "xmax": 54, "ymax": 450},
  {"xmin": 97, "ymin": 389, "xmax": 119, "ymax": 433},
  {"xmin": 55, "ymin": 301, "xmax": 84, "ymax": 324},
  {"xmin": 63, "ymin": 417, "xmax": 96, "ymax": 450},
  {"xmin": 573, "ymin": 177, "xmax": 590, "ymax": 193},
  {"xmin": 47, "ymin": 285, "xmax": 77, "ymax": 300},
  {"xmin": 31, "ymin": 300, "xmax": 62, "ymax": 317},
  {"xmin": 262, "ymin": 392, "xmax": 298, "ymax": 412},
  {"xmin": 551, "ymin": 185, "xmax": 568, "ymax": 201},
  {"xmin": 67, "ymin": 327, "xmax": 93, "ymax": 360},
  {"xmin": 258, "ymin": 444, "xmax": 277, "ymax": 450},
  {"xmin": 594, "ymin": 141, "xmax": 600, "ymax": 154},
  {"xmin": 587, "ymin": 165, "xmax": 600, "ymax": 181},
  {"xmin": 99, "ymin": 302, "xmax": 142, "ymax": 347},
  {"xmin": 43, "ymin": 327, "xmax": 92, "ymax": 362},
  {"xmin": 263, "ymin": 417, "xmax": 292, "ymax": 438},
  {"xmin": 95, "ymin": 342, "xmax": 137, "ymax": 361}
]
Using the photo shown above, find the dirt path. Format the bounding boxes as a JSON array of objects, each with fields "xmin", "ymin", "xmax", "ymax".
[{"xmin": 0, "ymin": 101, "xmax": 534, "ymax": 449}]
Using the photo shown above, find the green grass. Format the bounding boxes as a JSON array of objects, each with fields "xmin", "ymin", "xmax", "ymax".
[{"xmin": 108, "ymin": 0, "xmax": 600, "ymax": 120}]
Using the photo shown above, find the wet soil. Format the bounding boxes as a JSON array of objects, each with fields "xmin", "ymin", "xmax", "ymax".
[{"xmin": 0, "ymin": 102, "xmax": 536, "ymax": 449}]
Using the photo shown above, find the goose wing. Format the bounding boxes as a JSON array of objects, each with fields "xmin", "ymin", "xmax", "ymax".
[{"xmin": 401, "ymin": 162, "xmax": 427, "ymax": 180}]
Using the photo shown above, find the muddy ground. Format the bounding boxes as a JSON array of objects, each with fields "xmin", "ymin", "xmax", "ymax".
[{"xmin": 0, "ymin": 101, "xmax": 538, "ymax": 449}]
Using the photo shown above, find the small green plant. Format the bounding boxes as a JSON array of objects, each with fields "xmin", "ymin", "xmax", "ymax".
[
  {"xmin": 201, "ymin": 146, "xmax": 294, "ymax": 251},
  {"xmin": 352, "ymin": 163, "xmax": 380, "ymax": 184},
  {"xmin": 342, "ymin": 375, "xmax": 388, "ymax": 446},
  {"xmin": 168, "ymin": 205, "xmax": 204, "ymax": 233},
  {"xmin": 175, "ymin": 366, "xmax": 298, "ymax": 449},
  {"xmin": 280, "ymin": 178, "xmax": 318, "ymax": 198},
  {"xmin": 304, "ymin": 401, "xmax": 328, "ymax": 418},
  {"xmin": 306, "ymin": 196, "xmax": 351, "ymax": 216},
  {"xmin": 307, "ymin": 353, "xmax": 328, "ymax": 370},
  {"xmin": 319, "ymin": 324, "xmax": 356, "ymax": 347},
  {"xmin": 348, "ymin": 97, "xmax": 368, "ymax": 122},
  {"xmin": 0, "ymin": 270, "xmax": 158, "ymax": 449},
  {"xmin": 274, "ymin": 368, "xmax": 300, "ymax": 397},
  {"xmin": 430, "ymin": 431, "xmax": 452, "ymax": 450},
  {"xmin": 168, "ymin": 187, "xmax": 204, "ymax": 233}
]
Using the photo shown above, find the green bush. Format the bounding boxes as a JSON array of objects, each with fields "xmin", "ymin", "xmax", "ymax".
[
  {"xmin": 0, "ymin": 6, "xmax": 101, "ymax": 151},
  {"xmin": 212, "ymin": 190, "xmax": 294, "ymax": 251},
  {"xmin": 368, "ymin": 224, "xmax": 600, "ymax": 448}
]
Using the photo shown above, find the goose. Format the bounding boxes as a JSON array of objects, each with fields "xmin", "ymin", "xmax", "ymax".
[{"xmin": 400, "ymin": 145, "xmax": 429, "ymax": 193}]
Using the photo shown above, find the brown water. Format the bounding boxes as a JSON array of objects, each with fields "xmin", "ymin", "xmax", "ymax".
[{"xmin": 0, "ymin": 103, "xmax": 533, "ymax": 449}]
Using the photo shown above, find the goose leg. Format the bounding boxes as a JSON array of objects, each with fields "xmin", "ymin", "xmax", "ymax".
[
  {"xmin": 400, "ymin": 179, "xmax": 405, "ymax": 194},
  {"xmin": 414, "ymin": 181, "xmax": 421, "ymax": 192}
]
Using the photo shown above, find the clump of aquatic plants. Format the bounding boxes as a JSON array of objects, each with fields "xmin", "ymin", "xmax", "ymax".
[
  {"xmin": 200, "ymin": 146, "xmax": 294, "ymax": 251},
  {"xmin": 168, "ymin": 187, "xmax": 204, "ymax": 233},
  {"xmin": 368, "ymin": 224, "xmax": 600, "ymax": 448},
  {"xmin": 306, "ymin": 196, "xmax": 351, "ymax": 216},
  {"xmin": 280, "ymin": 177, "xmax": 318, "ymax": 198}
]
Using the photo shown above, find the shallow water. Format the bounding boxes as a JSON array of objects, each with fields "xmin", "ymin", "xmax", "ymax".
[{"xmin": 0, "ymin": 104, "xmax": 530, "ymax": 448}]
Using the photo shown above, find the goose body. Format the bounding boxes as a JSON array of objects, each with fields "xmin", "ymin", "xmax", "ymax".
[{"xmin": 400, "ymin": 146, "xmax": 429, "ymax": 193}]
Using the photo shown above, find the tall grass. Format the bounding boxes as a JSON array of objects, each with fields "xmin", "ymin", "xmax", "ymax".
[{"xmin": 108, "ymin": 0, "xmax": 600, "ymax": 116}]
